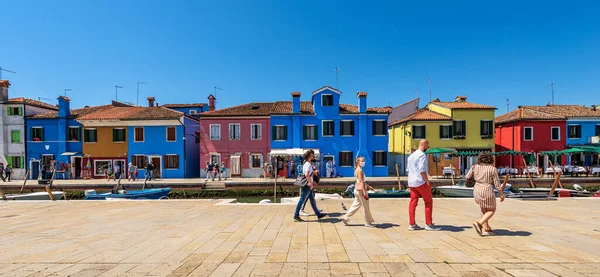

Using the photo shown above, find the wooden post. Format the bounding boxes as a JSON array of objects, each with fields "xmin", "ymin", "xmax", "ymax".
[
  {"xmin": 142, "ymin": 178, "xmax": 147, "ymax": 190},
  {"xmin": 450, "ymin": 165, "xmax": 456, "ymax": 185},
  {"xmin": 0, "ymin": 188, "xmax": 6, "ymax": 201},
  {"xmin": 549, "ymin": 171, "xmax": 562, "ymax": 196},
  {"xmin": 19, "ymin": 169, "xmax": 31, "ymax": 194},
  {"xmin": 548, "ymin": 159, "xmax": 563, "ymax": 188},
  {"xmin": 522, "ymin": 156, "xmax": 535, "ymax": 188},
  {"xmin": 274, "ymin": 172, "xmax": 277, "ymax": 203},
  {"xmin": 395, "ymin": 164, "xmax": 405, "ymax": 190},
  {"xmin": 45, "ymin": 185, "xmax": 55, "ymax": 201},
  {"xmin": 500, "ymin": 174, "xmax": 509, "ymax": 191}
]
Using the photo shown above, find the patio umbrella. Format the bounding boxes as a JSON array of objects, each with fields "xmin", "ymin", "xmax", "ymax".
[
  {"xmin": 424, "ymin": 148, "xmax": 455, "ymax": 176},
  {"xmin": 492, "ymin": 150, "xmax": 528, "ymax": 156}
]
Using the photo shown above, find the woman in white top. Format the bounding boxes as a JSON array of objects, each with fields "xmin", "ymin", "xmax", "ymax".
[{"xmin": 342, "ymin": 156, "xmax": 375, "ymax": 227}]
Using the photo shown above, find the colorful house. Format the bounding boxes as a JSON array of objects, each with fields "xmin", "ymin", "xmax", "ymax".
[
  {"xmin": 269, "ymin": 87, "xmax": 391, "ymax": 177},
  {"xmin": 0, "ymin": 80, "xmax": 59, "ymax": 179},
  {"xmin": 494, "ymin": 106, "xmax": 567, "ymax": 168},
  {"xmin": 389, "ymin": 96, "xmax": 496, "ymax": 175},
  {"xmin": 162, "ymin": 94, "xmax": 214, "ymax": 117},
  {"xmin": 76, "ymin": 97, "xmax": 200, "ymax": 179},
  {"xmin": 198, "ymin": 101, "xmax": 274, "ymax": 178},
  {"xmin": 26, "ymin": 96, "xmax": 114, "ymax": 179}
]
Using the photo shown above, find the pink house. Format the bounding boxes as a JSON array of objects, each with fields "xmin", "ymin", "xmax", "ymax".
[{"xmin": 198, "ymin": 102, "xmax": 274, "ymax": 178}]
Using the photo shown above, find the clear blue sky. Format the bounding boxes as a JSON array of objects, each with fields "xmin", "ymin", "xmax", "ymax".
[{"xmin": 1, "ymin": 0, "xmax": 599, "ymax": 114}]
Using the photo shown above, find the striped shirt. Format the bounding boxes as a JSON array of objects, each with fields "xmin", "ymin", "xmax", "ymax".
[{"xmin": 466, "ymin": 164, "xmax": 500, "ymax": 209}]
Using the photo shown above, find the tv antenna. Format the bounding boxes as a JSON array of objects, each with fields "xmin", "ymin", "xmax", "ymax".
[
  {"xmin": 38, "ymin": 97, "xmax": 52, "ymax": 102},
  {"xmin": 214, "ymin": 86, "xmax": 223, "ymax": 102},
  {"xmin": 427, "ymin": 78, "xmax": 431, "ymax": 103},
  {"xmin": 64, "ymin": 89, "xmax": 72, "ymax": 96},
  {"xmin": 335, "ymin": 67, "xmax": 340, "ymax": 89},
  {"xmin": 415, "ymin": 88, "xmax": 419, "ymax": 98},
  {"xmin": 0, "ymin": 67, "xmax": 16, "ymax": 79},
  {"xmin": 506, "ymin": 99, "xmax": 510, "ymax": 113},
  {"xmin": 547, "ymin": 82, "xmax": 554, "ymax": 105}
]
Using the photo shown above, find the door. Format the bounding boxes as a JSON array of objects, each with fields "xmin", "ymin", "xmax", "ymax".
[
  {"xmin": 151, "ymin": 157, "xmax": 161, "ymax": 178},
  {"xmin": 323, "ymin": 156, "xmax": 334, "ymax": 177},
  {"xmin": 231, "ymin": 155, "xmax": 241, "ymax": 176},
  {"xmin": 30, "ymin": 161, "xmax": 40, "ymax": 180},
  {"xmin": 113, "ymin": 159, "xmax": 126, "ymax": 178},
  {"xmin": 73, "ymin": 157, "xmax": 82, "ymax": 178}
]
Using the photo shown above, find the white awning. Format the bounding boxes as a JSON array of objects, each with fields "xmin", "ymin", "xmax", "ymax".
[
  {"xmin": 61, "ymin": 152, "xmax": 79, "ymax": 156},
  {"xmin": 269, "ymin": 149, "xmax": 320, "ymax": 158}
]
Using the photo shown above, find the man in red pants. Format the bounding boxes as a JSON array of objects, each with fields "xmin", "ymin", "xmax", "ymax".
[{"xmin": 407, "ymin": 139, "xmax": 441, "ymax": 231}]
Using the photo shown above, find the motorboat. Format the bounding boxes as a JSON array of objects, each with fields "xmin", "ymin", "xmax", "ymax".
[
  {"xmin": 367, "ymin": 189, "xmax": 410, "ymax": 198},
  {"xmin": 3, "ymin": 191, "xmax": 64, "ymax": 200},
  {"xmin": 280, "ymin": 193, "xmax": 343, "ymax": 204},
  {"xmin": 435, "ymin": 182, "xmax": 511, "ymax": 198},
  {"xmin": 518, "ymin": 185, "xmax": 591, "ymax": 197},
  {"xmin": 84, "ymin": 188, "xmax": 171, "ymax": 200}
]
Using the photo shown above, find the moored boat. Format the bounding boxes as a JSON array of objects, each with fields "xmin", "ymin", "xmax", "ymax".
[
  {"xmin": 367, "ymin": 189, "xmax": 410, "ymax": 198},
  {"xmin": 84, "ymin": 188, "xmax": 171, "ymax": 200},
  {"xmin": 280, "ymin": 193, "xmax": 343, "ymax": 204},
  {"xmin": 4, "ymin": 191, "xmax": 64, "ymax": 200}
]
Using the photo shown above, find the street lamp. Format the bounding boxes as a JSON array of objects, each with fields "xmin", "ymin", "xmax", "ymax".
[{"xmin": 137, "ymin": 82, "xmax": 148, "ymax": 106}]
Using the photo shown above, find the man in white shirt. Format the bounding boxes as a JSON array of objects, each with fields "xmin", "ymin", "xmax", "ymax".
[{"xmin": 406, "ymin": 139, "xmax": 440, "ymax": 231}]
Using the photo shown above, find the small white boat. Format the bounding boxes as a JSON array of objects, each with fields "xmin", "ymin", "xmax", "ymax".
[
  {"xmin": 436, "ymin": 186, "xmax": 475, "ymax": 198},
  {"xmin": 280, "ymin": 193, "xmax": 343, "ymax": 204},
  {"xmin": 4, "ymin": 191, "xmax": 64, "ymax": 200}
]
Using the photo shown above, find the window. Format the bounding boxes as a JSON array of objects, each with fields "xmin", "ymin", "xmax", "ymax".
[
  {"xmin": 132, "ymin": 155, "xmax": 146, "ymax": 167},
  {"xmin": 7, "ymin": 107, "xmax": 22, "ymax": 116},
  {"xmin": 113, "ymin": 128, "xmax": 126, "ymax": 142},
  {"xmin": 322, "ymin": 120, "xmax": 334, "ymax": 136},
  {"xmin": 551, "ymin": 127, "xmax": 560, "ymax": 141},
  {"xmin": 412, "ymin": 125, "xmax": 426, "ymax": 139},
  {"xmin": 251, "ymin": 124, "xmax": 262, "ymax": 140},
  {"xmin": 273, "ymin": 125, "xmax": 287, "ymax": 141},
  {"xmin": 480, "ymin": 120, "xmax": 493, "ymax": 138},
  {"xmin": 229, "ymin": 124, "xmax": 240, "ymax": 140},
  {"xmin": 167, "ymin": 127, "xmax": 176, "ymax": 142},
  {"xmin": 453, "ymin": 120, "xmax": 466, "ymax": 138},
  {"xmin": 339, "ymin": 151, "xmax": 354, "ymax": 167},
  {"xmin": 373, "ymin": 151, "xmax": 387, "ymax": 166},
  {"xmin": 84, "ymin": 129, "xmax": 97, "ymax": 143},
  {"xmin": 189, "ymin": 110, "xmax": 198, "ymax": 115},
  {"xmin": 372, "ymin": 120, "xmax": 386, "ymax": 136},
  {"xmin": 210, "ymin": 154, "xmax": 221, "ymax": 165},
  {"xmin": 9, "ymin": 156, "xmax": 24, "ymax": 169},
  {"xmin": 210, "ymin": 124, "xmax": 221, "ymax": 140},
  {"xmin": 250, "ymin": 154, "xmax": 262, "ymax": 168},
  {"xmin": 69, "ymin": 127, "xmax": 80, "ymax": 142},
  {"xmin": 322, "ymin": 94, "xmax": 333, "ymax": 106},
  {"xmin": 133, "ymin": 127, "xmax": 144, "ymax": 142},
  {"xmin": 10, "ymin": 130, "xmax": 20, "ymax": 143},
  {"xmin": 31, "ymin": 127, "xmax": 44, "ymax": 141},
  {"xmin": 439, "ymin": 125, "xmax": 452, "ymax": 139},
  {"xmin": 568, "ymin": 125, "xmax": 581, "ymax": 139},
  {"xmin": 165, "ymin": 155, "xmax": 179, "ymax": 169},
  {"xmin": 341, "ymin": 120, "xmax": 354, "ymax": 136},
  {"xmin": 303, "ymin": 125, "xmax": 317, "ymax": 140},
  {"xmin": 41, "ymin": 155, "xmax": 54, "ymax": 166},
  {"xmin": 524, "ymin": 127, "xmax": 533, "ymax": 141}
]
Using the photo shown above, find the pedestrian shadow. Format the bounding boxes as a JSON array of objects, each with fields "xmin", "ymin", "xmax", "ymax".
[
  {"xmin": 436, "ymin": 225, "xmax": 471, "ymax": 232},
  {"xmin": 375, "ymin": 223, "xmax": 400, "ymax": 229},
  {"xmin": 489, "ymin": 229, "xmax": 532, "ymax": 237}
]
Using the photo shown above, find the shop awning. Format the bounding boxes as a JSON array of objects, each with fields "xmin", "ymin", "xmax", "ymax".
[
  {"xmin": 269, "ymin": 149, "xmax": 320, "ymax": 158},
  {"xmin": 61, "ymin": 152, "xmax": 79, "ymax": 156}
]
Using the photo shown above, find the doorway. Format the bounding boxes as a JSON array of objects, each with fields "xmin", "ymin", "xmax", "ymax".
[
  {"xmin": 73, "ymin": 157, "xmax": 82, "ymax": 179},
  {"xmin": 230, "ymin": 155, "xmax": 241, "ymax": 176},
  {"xmin": 30, "ymin": 160, "xmax": 40, "ymax": 180},
  {"xmin": 113, "ymin": 159, "xmax": 126, "ymax": 178},
  {"xmin": 150, "ymin": 156, "xmax": 161, "ymax": 178},
  {"xmin": 323, "ymin": 155, "xmax": 334, "ymax": 177}
]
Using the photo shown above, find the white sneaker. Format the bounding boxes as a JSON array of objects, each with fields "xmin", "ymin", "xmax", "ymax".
[
  {"xmin": 318, "ymin": 209, "xmax": 323, "ymax": 213},
  {"xmin": 342, "ymin": 218, "xmax": 349, "ymax": 226},
  {"xmin": 408, "ymin": 224, "xmax": 422, "ymax": 231},
  {"xmin": 365, "ymin": 223, "xmax": 375, "ymax": 228},
  {"xmin": 299, "ymin": 210, "xmax": 309, "ymax": 216},
  {"xmin": 425, "ymin": 224, "xmax": 441, "ymax": 231}
]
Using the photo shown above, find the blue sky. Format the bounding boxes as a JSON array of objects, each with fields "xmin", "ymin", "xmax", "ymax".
[{"xmin": 1, "ymin": 0, "xmax": 599, "ymax": 114}]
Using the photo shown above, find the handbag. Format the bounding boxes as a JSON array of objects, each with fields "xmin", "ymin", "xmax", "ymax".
[{"xmin": 294, "ymin": 172, "xmax": 311, "ymax": 187}]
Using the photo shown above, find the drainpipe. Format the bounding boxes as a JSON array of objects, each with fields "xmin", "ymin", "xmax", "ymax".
[
  {"xmin": 23, "ymin": 104, "xmax": 28, "ymax": 178},
  {"xmin": 403, "ymin": 122, "xmax": 408, "ymax": 175},
  {"xmin": 511, "ymin": 121, "xmax": 515, "ymax": 168},
  {"xmin": 178, "ymin": 117, "xmax": 186, "ymax": 178}
]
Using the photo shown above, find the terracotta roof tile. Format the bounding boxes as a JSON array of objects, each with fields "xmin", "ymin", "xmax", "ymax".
[
  {"xmin": 0, "ymin": 80, "xmax": 11, "ymax": 87},
  {"xmin": 495, "ymin": 107, "xmax": 566, "ymax": 124},
  {"xmin": 77, "ymin": 106, "xmax": 183, "ymax": 121},
  {"xmin": 357, "ymin": 92, "xmax": 368, "ymax": 97},
  {"xmin": 270, "ymin": 101, "xmax": 314, "ymax": 115},
  {"xmin": 7, "ymin": 97, "xmax": 58, "ymax": 110},
  {"xmin": 28, "ymin": 105, "xmax": 114, "ymax": 119},
  {"xmin": 338, "ymin": 104, "xmax": 390, "ymax": 114},
  {"xmin": 162, "ymin": 103, "xmax": 207, "ymax": 108},
  {"xmin": 199, "ymin": 100, "xmax": 389, "ymax": 117},
  {"xmin": 291, "ymin": 92, "xmax": 301, "ymax": 97},
  {"xmin": 522, "ymin": 105, "xmax": 600, "ymax": 118},
  {"xmin": 388, "ymin": 108, "xmax": 451, "ymax": 126},
  {"xmin": 430, "ymin": 101, "xmax": 496, "ymax": 109},
  {"xmin": 200, "ymin": 102, "xmax": 279, "ymax": 117}
]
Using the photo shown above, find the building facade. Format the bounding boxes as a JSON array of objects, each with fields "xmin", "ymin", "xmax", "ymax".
[{"xmin": 0, "ymin": 80, "xmax": 59, "ymax": 179}]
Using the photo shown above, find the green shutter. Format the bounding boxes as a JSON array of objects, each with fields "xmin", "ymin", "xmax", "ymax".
[
  {"xmin": 351, "ymin": 121, "xmax": 355, "ymax": 136},
  {"xmin": 18, "ymin": 107, "xmax": 23, "ymax": 116},
  {"xmin": 7, "ymin": 107, "xmax": 12, "ymax": 115},
  {"xmin": 11, "ymin": 130, "xmax": 19, "ymax": 143},
  {"xmin": 439, "ymin": 125, "xmax": 443, "ymax": 138},
  {"xmin": 313, "ymin": 125, "xmax": 318, "ymax": 140},
  {"xmin": 331, "ymin": 121, "xmax": 335, "ymax": 136},
  {"xmin": 84, "ymin": 130, "xmax": 89, "ymax": 142},
  {"xmin": 577, "ymin": 126, "xmax": 582, "ymax": 138},
  {"xmin": 283, "ymin": 126, "xmax": 288, "ymax": 140},
  {"xmin": 596, "ymin": 125, "xmax": 600, "ymax": 136},
  {"xmin": 40, "ymin": 128, "xmax": 44, "ymax": 141},
  {"xmin": 271, "ymin": 126, "xmax": 276, "ymax": 140},
  {"xmin": 113, "ymin": 129, "xmax": 117, "ymax": 141},
  {"xmin": 480, "ymin": 121, "xmax": 484, "ymax": 135},
  {"xmin": 302, "ymin": 126, "xmax": 307, "ymax": 140},
  {"xmin": 20, "ymin": 156, "xmax": 24, "ymax": 169},
  {"xmin": 7, "ymin": 156, "xmax": 12, "ymax": 168}
]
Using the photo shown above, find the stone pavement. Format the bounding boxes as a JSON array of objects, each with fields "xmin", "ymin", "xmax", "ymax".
[{"xmin": 0, "ymin": 198, "xmax": 599, "ymax": 276}]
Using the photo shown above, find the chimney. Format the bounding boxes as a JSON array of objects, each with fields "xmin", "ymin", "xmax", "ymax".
[
  {"xmin": 357, "ymin": 92, "xmax": 368, "ymax": 113},
  {"xmin": 592, "ymin": 105, "xmax": 597, "ymax": 111},
  {"xmin": 291, "ymin": 92, "xmax": 301, "ymax": 114},
  {"xmin": 518, "ymin": 107, "xmax": 523, "ymax": 119},
  {"xmin": 208, "ymin": 94, "xmax": 216, "ymax": 111},
  {"xmin": 0, "ymin": 80, "xmax": 10, "ymax": 103},
  {"xmin": 155, "ymin": 103, "xmax": 158, "ymax": 107},
  {"xmin": 454, "ymin": 96, "xmax": 467, "ymax": 102},
  {"xmin": 57, "ymin": 96, "xmax": 71, "ymax": 118},
  {"xmin": 147, "ymin": 96, "xmax": 155, "ymax": 107}
]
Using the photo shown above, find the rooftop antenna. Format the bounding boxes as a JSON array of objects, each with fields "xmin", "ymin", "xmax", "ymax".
[
  {"xmin": 214, "ymin": 86, "xmax": 223, "ymax": 102},
  {"xmin": 415, "ymin": 88, "xmax": 419, "ymax": 98},
  {"xmin": 137, "ymin": 81, "xmax": 148, "ymax": 106},
  {"xmin": 547, "ymin": 82, "xmax": 554, "ymax": 105},
  {"xmin": 38, "ymin": 97, "xmax": 52, "ymax": 102},
  {"xmin": 427, "ymin": 78, "xmax": 431, "ymax": 103},
  {"xmin": 64, "ymin": 89, "xmax": 72, "ymax": 96},
  {"xmin": 335, "ymin": 67, "xmax": 340, "ymax": 89},
  {"xmin": 0, "ymin": 67, "xmax": 16, "ymax": 79},
  {"xmin": 115, "ymin": 85, "xmax": 123, "ymax": 101},
  {"xmin": 506, "ymin": 98, "xmax": 510, "ymax": 113}
]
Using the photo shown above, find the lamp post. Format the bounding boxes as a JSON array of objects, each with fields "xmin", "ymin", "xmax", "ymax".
[{"xmin": 137, "ymin": 82, "xmax": 148, "ymax": 106}]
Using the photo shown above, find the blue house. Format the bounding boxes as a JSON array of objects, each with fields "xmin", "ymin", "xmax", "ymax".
[
  {"xmin": 269, "ymin": 86, "xmax": 390, "ymax": 177},
  {"xmin": 26, "ymin": 96, "xmax": 109, "ymax": 179},
  {"xmin": 161, "ymin": 94, "xmax": 215, "ymax": 118}
]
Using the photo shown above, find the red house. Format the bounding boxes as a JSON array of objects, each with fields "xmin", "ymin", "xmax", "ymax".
[
  {"xmin": 495, "ymin": 106, "xmax": 567, "ymax": 168},
  {"xmin": 198, "ymin": 102, "xmax": 274, "ymax": 178}
]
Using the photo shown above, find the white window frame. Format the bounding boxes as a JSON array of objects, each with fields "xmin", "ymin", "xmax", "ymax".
[
  {"xmin": 322, "ymin": 120, "xmax": 334, "ymax": 137},
  {"xmin": 412, "ymin": 124, "xmax": 426, "ymax": 139},
  {"xmin": 305, "ymin": 124, "xmax": 317, "ymax": 141},
  {"xmin": 524, "ymin": 126, "xmax": 534, "ymax": 141},
  {"xmin": 339, "ymin": 151, "xmax": 353, "ymax": 167},
  {"xmin": 31, "ymin": 126, "xmax": 43, "ymax": 142},
  {"xmin": 373, "ymin": 151, "xmax": 386, "ymax": 167},
  {"xmin": 249, "ymin": 153, "xmax": 263, "ymax": 168},
  {"xmin": 250, "ymin": 124, "xmax": 262, "ymax": 140},
  {"xmin": 209, "ymin": 153, "xmax": 221, "ymax": 166},
  {"xmin": 132, "ymin": 155, "xmax": 147, "ymax": 168},
  {"xmin": 229, "ymin": 123, "xmax": 241, "ymax": 140},
  {"xmin": 93, "ymin": 159, "xmax": 112, "ymax": 177},
  {"xmin": 340, "ymin": 120, "xmax": 354, "ymax": 137},
  {"xmin": 166, "ymin": 126, "xmax": 177, "ymax": 142},
  {"xmin": 210, "ymin": 124, "xmax": 221, "ymax": 140},
  {"xmin": 84, "ymin": 128, "xmax": 97, "ymax": 143},
  {"xmin": 373, "ymin": 120, "xmax": 387, "ymax": 136},
  {"xmin": 164, "ymin": 154, "xmax": 179, "ymax": 170},
  {"xmin": 274, "ymin": 125, "xmax": 286, "ymax": 141},
  {"xmin": 440, "ymin": 124, "xmax": 452, "ymax": 140},
  {"xmin": 321, "ymin": 94, "xmax": 333, "ymax": 107},
  {"xmin": 134, "ymin": 127, "xmax": 144, "ymax": 142},
  {"xmin": 551, "ymin": 126, "xmax": 560, "ymax": 141},
  {"xmin": 68, "ymin": 126, "xmax": 80, "ymax": 142},
  {"xmin": 113, "ymin": 128, "xmax": 126, "ymax": 143},
  {"xmin": 568, "ymin": 124, "xmax": 581, "ymax": 139}
]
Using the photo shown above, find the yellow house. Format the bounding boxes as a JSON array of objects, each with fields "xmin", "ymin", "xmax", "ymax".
[{"xmin": 389, "ymin": 96, "xmax": 496, "ymax": 176}]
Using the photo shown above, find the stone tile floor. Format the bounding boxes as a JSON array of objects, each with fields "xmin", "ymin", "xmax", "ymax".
[{"xmin": 0, "ymin": 198, "xmax": 599, "ymax": 276}]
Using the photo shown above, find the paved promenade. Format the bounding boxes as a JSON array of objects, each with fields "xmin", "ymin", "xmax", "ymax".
[{"xmin": 0, "ymin": 198, "xmax": 599, "ymax": 276}]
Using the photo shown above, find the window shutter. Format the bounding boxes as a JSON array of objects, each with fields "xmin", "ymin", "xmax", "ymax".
[
  {"xmin": 113, "ymin": 129, "xmax": 117, "ymax": 141},
  {"xmin": 303, "ymin": 126, "xmax": 307, "ymax": 140},
  {"xmin": 480, "ymin": 121, "xmax": 484, "ymax": 135},
  {"xmin": 175, "ymin": 155, "xmax": 179, "ymax": 168},
  {"xmin": 596, "ymin": 125, "xmax": 600, "ymax": 136},
  {"xmin": 7, "ymin": 107, "xmax": 12, "ymax": 116},
  {"xmin": 313, "ymin": 125, "xmax": 318, "ymax": 140},
  {"xmin": 331, "ymin": 121, "xmax": 335, "ymax": 136},
  {"xmin": 20, "ymin": 156, "xmax": 24, "ymax": 169},
  {"xmin": 283, "ymin": 126, "xmax": 288, "ymax": 140},
  {"xmin": 7, "ymin": 156, "xmax": 12, "ymax": 168},
  {"xmin": 351, "ymin": 121, "xmax": 355, "ymax": 135},
  {"xmin": 372, "ymin": 122, "xmax": 376, "ymax": 136},
  {"xmin": 40, "ymin": 128, "xmax": 45, "ymax": 141},
  {"xmin": 577, "ymin": 126, "xmax": 582, "ymax": 138},
  {"xmin": 271, "ymin": 126, "xmax": 276, "ymax": 140},
  {"xmin": 439, "ymin": 125, "xmax": 443, "ymax": 138},
  {"xmin": 18, "ymin": 107, "xmax": 23, "ymax": 116}
]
